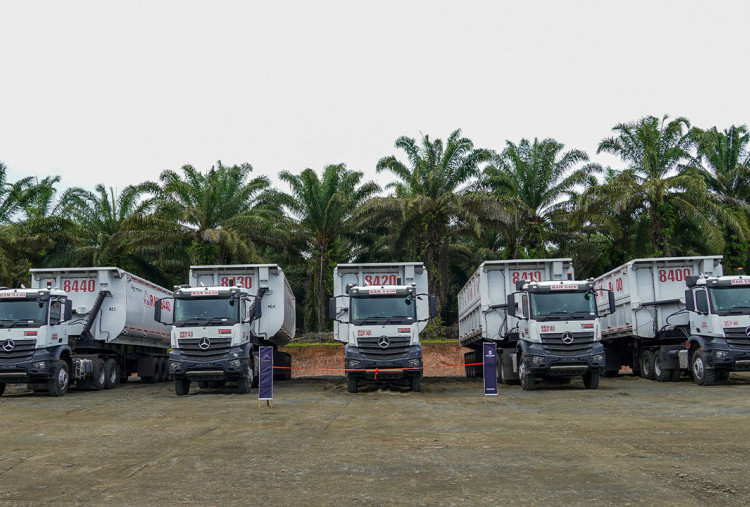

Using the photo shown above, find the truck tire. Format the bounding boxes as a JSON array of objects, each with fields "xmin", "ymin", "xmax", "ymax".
[
  {"xmin": 582, "ymin": 370, "xmax": 599, "ymax": 389},
  {"xmin": 465, "ymin": 352, "xmax": 475, "ymax": 378},
  {"xmin": 157, "ymin": 357, "xmax": 167, "ymax": 382},
  {"xmin": 174, "ymin": 377, "xmax": 190, "ymax": 395},
  {"xmin": 691, "ymin": 350, "xmax": 715, "ymax": 386},
  {"xmin": 48, "ymin": 360, "xmax": 70, "ymax": 397},
  {"xmin": 410, "ymin": 374, "xmax": 423, "ymax": 392},
  {"xmin": 653, "ymin": 353, "xmax": 674, "ymax": 382},
  {"xmin": 238, "ymin": 365, "xmax": 252, "ymax": 394},
  {"xmin": 519, "ymin": 360, "xmax": 534, "ymax": 391},
  {"xmin": 0, "ymin": 383, "xmax": 5, "ymax": 396},
  {"xmin": 144, "ymin": 357, "xmax": 159, "ymax": 384},
  {"xmin": 639, "ymin": 350, "xmax": 655, "ymax": 380},
  {"xmin": 104, "ymin": 358, "xmax": 119, "ymax": 389},
  {"xmin": 346, "ymin": 374, "xmax": 358, "ymax": 393},
  {"xmin": 90, "ymin": 359, "xmax": 106, "ymax": 390}
]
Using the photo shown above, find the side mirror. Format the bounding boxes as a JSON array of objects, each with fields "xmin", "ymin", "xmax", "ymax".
[
  {"xmin": 154, "ymin": 304, "xmax": 162, "ymax": 323},
  {"xmin": 64, "ymin": 299, "xmax": 73, "ymax": 322},
  {"xmin": 253, "ymin": 299, "xmax": 263, "ymax": 320},
  {"xmin": 329, "ymin": 298, "xmax": 336, "ymax": 320},
  {"xmin": 608, "ymin": 291, "xmax": 615, "ymax": 314},
  {"xmin": 684, "ymin": 290, "xmax": 695, "ymax": 312},
  {"xmin": 429, "ymin": 295, "xmax": 437, "ymax": 319},
  {"xmin": 507, "ymin": 294, "xmax": 516, "ymax": 317}
]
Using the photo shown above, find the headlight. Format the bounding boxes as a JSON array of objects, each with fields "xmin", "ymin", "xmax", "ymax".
[
  {"xmin": 592, "ymin": 353, "xmax": 605, "ymax": 363},
  {"xmin": 531, "ymin": 355, "xmax": 546, "ymax": 364},
  {"xmin": 228, "ymin": 359, "xmax": 241, "ymax": 368},
  {"xmin": 714, "ymin": 350, "xmax": 730, "ymax": 360},
  {"xmin": 169, "ymin": 361, "xmax": 181, "ymax": 372},
  {"xmin": 346, "ymin": 359, "xmax": 361, "ymax": 368},
  {"xmin": 407, "ymin": 359, "xmax": 421, "ymax": 367},
  {"xmin": 31, "ymin": 361, "xmax": 47, "ymax": 369}
]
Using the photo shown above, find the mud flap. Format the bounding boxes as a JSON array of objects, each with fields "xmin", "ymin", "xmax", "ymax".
[{"xmin": 500, "ymin": 349, "xmax": 518, "ymax": 384}]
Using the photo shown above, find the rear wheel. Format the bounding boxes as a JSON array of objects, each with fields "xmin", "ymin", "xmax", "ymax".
[
  {"xmin": 583, "ymin": 370, "xmax": 600, "ymax": 389},
  {"xmin": 48, "ymin": 360, "xmax": 70, "ymax": 397},
  {"xmin": 464, "ymin": 352, "xmax": 474, "ymax": 378},
  {"xmin": 691, "ymin": 350, "xmax": 715, "ymax": 386},
  {"xmin": 90, "ymin": 359, "xmax": 106, "ymax": 390},
  {"xmin": 174, "ymin": 377, "xmax": 190, "ymax": 395},
  {"xmin": 639, "ymin": 350, "xmax": 655, "ymax": 380},
  {"xmin": 346, "ymin": 374, "xmax": 358, "ymax": 393},
  {"xmin": 519, "ymin": 358, "xmax": 535, "ymax": 391},
  {"xmin": 653, "ymin": 353, "xmax": 674, "ymax": 382},
  {"xmin": 410, "ymin": 374, "xmax": 423, "ymax": 392},
  {"xmin": 104, "ymin": 358, "xmax": 119, "ymax": 389}
]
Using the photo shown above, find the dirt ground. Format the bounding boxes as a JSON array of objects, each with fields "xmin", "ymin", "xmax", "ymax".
[{"xmin": 2, "ymin": 373, "xmax": 750, "ymax": 506}]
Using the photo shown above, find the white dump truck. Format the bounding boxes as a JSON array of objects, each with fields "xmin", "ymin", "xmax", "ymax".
[
  {"xmin": 594, "ymin": 255, "xmax": 750, "ymax": 385},
  {"xmin": 0, "ymin": 267, "xmax": 173, "ymax": 397},
  {"xmin": 155, "ymin": 264, "xmax": 295, "ymax": 395},
  {"xmin": 458, "ymin": 259, "xmax": 612, "ymax": 390},
  {"xmin": 329, "ymin": 262, "xmax": 436, "ymax": 393}
]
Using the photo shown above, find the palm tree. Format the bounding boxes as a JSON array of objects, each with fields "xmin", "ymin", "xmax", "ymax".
[
  {"xmin": 363, "ymin": 129, "xmax": 492, "ymax": 313},
  {"xmin": 478, "ymin": 137, "xmax": 599, "ymax": 258},
  {"xmin": 690, "ymin": 125, "xmax": 750, "ymax": 271},
  {"xmin": 137, "ymin": 162, "xmax": 274, "ymax": 271},
  {"xmin": 592, "ymin": 115, "xmax": 729, "ymax": 256},
  {"xmin": 274, "ymin": 164, "xmax": 379, "ymax": 332}
]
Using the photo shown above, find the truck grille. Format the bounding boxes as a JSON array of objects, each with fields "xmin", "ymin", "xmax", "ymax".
[
  {"xmin": 357, "ymin": 336, "xmax": 410, "ymax": 360},
  {"xmin": 723, "ymin": 327, "xmax": 750, "ymax": 350},
  {"xmin": 0, "ymin": 339, "xmax": 36, "ymax": 362},
  {"xmin": 540, "ymin": 332, "xmax": 595, "ymax": 356},
  {"xmin": 178, "ymin": 337, "xmax": 232, "ymax": 360}
]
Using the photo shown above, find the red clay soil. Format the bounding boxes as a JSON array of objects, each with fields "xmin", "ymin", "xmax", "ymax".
[{"xmin": 282, "ymin": 343, "xmax": 470, "ymax": 378}]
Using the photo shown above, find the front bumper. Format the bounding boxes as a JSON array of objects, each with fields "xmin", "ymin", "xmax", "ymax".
[
  {"xmin": 169, "ymin": 347, "xmax": 250, "ymax": 381},
  {"xmin": 344, "ymin": 344, "xmax": 423, "ymax": 379},
  {"xmin": 524, "ymin": 342, "xmax": 604, "ymax": 376},
  {"xmin": 0, "ymin": 349, "xmax": 55, "ymax": 383},
  {"xmin": 703, "ymin": 339, "xmax": 750, "ymax": 370}
]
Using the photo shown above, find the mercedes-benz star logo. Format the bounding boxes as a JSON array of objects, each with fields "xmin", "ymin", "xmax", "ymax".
[
  {"xmin": 198, "ymin": 337, "xmax": 211, "ymax": 350},
  {"xmin": 745, "ymin": 326, "xmax": 750, "ymax": 337},
  {"xmin": 378, "ymin": 336, "xmax": 390, "ymax": 349},
  {"xmin": 2, "ymin": 339, "xmax": 15, "ymax": 352},
  {"xmin": 561, "ymin": 332, "xmax": 575, "ymax": 345}
]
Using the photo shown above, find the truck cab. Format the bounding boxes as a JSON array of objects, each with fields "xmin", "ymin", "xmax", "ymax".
[
  {"xmin": 507, "ymin": 279, "xmax": 612, "ymax": 390},
  {"xmin": 683, "ymin": 273, "xmax": 750, "ymax": 383},
  {"xmin": 0, "ymin": 287, "xmax": 73, "ymax": 396},
  {"xmin": 330, "ymin": 263, "xmax": 436, "ymax": 393}
]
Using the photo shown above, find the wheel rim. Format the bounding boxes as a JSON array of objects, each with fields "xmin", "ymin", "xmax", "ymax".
[
  {"xmin": 58, "ymin": 367, "xmax": 69, "ymax": 390},
  {"xmin": 109, "ymin": 364, "xmax": 117, "ymax": 384},
  {"xmin": 654, "ymin": 356, "xmax": 662, "ymax": 377},
  {"xmin": 642, "ymin": 354, "xmax": 650, "ymax": 376},
  {"xmin": 693, "ymin": 356, "xmax": 704, "ymax": 379},
  {"xmin": 98, "ymin": 367, "xmax": 106, "ymax": 385}
]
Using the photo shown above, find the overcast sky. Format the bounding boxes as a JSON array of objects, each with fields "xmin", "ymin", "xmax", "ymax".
[{"xmin": 1, "ymin": 0, "xmax": 748, "ymax": 193}]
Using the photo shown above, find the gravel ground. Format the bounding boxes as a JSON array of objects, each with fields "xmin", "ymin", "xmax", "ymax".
[{"xmin": 1, "ymin": 373, "xmax": 749, "ymax": 505}]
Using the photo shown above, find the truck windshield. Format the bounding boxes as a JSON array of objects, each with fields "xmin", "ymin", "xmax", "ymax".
[
  {"xmin": 174, "ymin": 297, "xmax": 239, "ymax": 326},
  {"xmin": 0, "ymin": 299, "xmax": 47, "ymax": 327},
  {"xmin": 530, "ymin": 292, "xmax": 596, "ymax": 321},
  {"xmin": 710, "ymin": 287, "xmax": 750, "ymax": 314},
  {"xmin": 350, "ymin": 296, "xmax": 416, "ymax": 324}
]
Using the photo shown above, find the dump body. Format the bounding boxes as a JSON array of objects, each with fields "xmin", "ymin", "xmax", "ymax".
[
  {"xmin": 458, "ymin": 259, "xmax": 574, "ymax": 348},
  {"xmin": 0, "ymin": 267, "xmax": 174, "ymax": 396},
  {"xmin": 30, "ymin": 267, "xmax": 172, "ymax": 347},
  {"xmin": 331, "ymin": 262, "xmax": 432, "ymax": 392},
  {"xmin": 166, "ymin": 264, "xmax": 296, "ymax": 394},
  {"xmin": 595, "ymin": 256, "xmax": 723, "ymax": 340}
]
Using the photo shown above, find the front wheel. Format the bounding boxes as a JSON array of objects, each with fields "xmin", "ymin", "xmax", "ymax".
[
  {"xmin": 691, "ymin": 350, "xmax": 715, "ymax": 386},
  {"xmin": 346, "ymin": 374, "xmax": 358, "ymax": 393},
  {"xmin": 519, "ymin": 358, "xmax": 535, "ymax": 391},
  {"xmin": 238, "ymin": 365, "xmax": 253, "ymax": 394},
  {"xmin": 582, "ymin": 370, "xmax": 599, "ymax": 389},
  {"xmin": 48, "ymin": 360, "xmax": 70, "ymax": 397},
  {"xmin": 174, "ymin": 377, "xmax": 190, "ymax": 396},
  {"xmin": 410, "ymin": 374, "xmax": 422, "ymax": 393}
]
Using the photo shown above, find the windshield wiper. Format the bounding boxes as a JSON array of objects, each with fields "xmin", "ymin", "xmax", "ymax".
[{"xmin": 179, "ymin": 318, "xmax": 211, "ymax": 326}]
